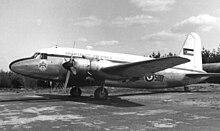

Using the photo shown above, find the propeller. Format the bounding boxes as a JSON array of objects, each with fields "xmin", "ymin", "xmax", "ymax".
[
  {"xmin": 63, "ymin": 51, "xmax": 76, "ymax": 93},
  {"xmin": 62, "ymin": 43, "xmax": 95, "ymax": 93}
]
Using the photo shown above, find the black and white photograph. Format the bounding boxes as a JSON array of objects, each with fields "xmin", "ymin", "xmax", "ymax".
[{"xmin": 0, "ymin": 0, "xmax": 220, "ymax": 130}]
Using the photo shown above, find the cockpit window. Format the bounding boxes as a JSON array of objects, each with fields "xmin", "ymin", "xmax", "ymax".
[
  {"xmin": 32, "ymin": 53, "xmax": 40, "ymax": 58},
  {"xmin": 40, "ymin": 53, "xmax": 47, "ymax": 59}
]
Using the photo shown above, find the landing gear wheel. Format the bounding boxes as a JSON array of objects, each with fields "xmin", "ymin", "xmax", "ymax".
[
  {"xmin": 70, "ymin": 87, "xmax": 82, "ymax": 97},
  {"xmin": 184, "ymin": 86, "xmax": 190, "ymax": 92},
  {"xmin": 94, "ymin": 87, "xmax": 108, "ymax": 100}
]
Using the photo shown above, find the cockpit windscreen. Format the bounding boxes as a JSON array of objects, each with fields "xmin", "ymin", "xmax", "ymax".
[{"xmin": 32, "ymin": 53, "xmax": 40, "ymax": 58}]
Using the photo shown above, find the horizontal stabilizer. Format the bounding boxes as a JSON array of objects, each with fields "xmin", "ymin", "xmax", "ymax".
[
  {"xmin": 186, "ymin": 73, "xmax": 220, "ymax": 78},
  {"xmin": 102, "ymin": 56, "xmax": 189, "ymax": 77}
]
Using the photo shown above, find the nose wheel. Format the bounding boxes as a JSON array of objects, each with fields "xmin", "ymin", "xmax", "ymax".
[
  {"xmin": 94, "ymin": 87, "xmax": 108, "ymax": 100},
  {"xmin": 70, "ymin": 87, "xmax": 82, "ymax": 97}
]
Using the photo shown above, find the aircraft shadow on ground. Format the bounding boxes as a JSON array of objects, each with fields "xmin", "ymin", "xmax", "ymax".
[
  {"xmin": 109, "ymin": 90, "xmax": 212, "ymax": 97},
  {"xmin": 0, "ymin": 90, "xmax": 213, "ymax": 107},
  {"xmin": 0, "ymin": 93, "xmax": 143, "ymax": 107},
  {"xmin": 37, "ymin": 94, "xmax": 144, "ymax": 107}
]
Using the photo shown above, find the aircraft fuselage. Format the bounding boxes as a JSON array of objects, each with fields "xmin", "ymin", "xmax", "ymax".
[{"xmin": 9, "ymin": 47, "xmax": 206, "ymax": 89}]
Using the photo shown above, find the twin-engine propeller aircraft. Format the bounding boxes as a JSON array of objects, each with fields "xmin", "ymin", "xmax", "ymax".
[{"xmin": 9, "ymin": 33, "xmax": 220, "ymax": 100}]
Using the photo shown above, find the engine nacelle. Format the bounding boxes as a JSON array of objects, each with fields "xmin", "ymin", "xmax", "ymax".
[
  {"xmin": 64, "ymin": 58, "xmax": 118, "ymax": 79},
  {"xmin": 73, "ymin": 58, "xmax": 104, "ymax": 75},
  {"xmin": 73, "ymin": 58, "xmax": 90, "ymax": 76}
]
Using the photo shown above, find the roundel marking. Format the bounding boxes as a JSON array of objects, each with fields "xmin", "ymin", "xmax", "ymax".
[
  {"xmin": 38, "ymin": 60, "xmax": 47, "ymax": 71},
  {"xmin": 144, "ymin": 74, "xmax": 154, "ymax": 82}
]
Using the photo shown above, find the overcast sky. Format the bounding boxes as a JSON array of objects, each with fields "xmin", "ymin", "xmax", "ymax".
[{"xmin": 1, "ymin": 0, "xmax": 220, "ymax": 71}]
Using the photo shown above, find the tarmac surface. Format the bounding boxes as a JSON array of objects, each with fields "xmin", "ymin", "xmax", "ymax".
[{"xmin": 0, "ymin": 84, "xmax": 220, "ymax": 131}]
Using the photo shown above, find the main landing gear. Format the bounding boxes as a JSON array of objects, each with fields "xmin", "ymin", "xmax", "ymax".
[
  {"xmin": 94, "ymin": 87, "xmax": 108, "ymax": 100},
  {"xmin": 69, "ymin": 86, "xmax": 108, "ymax": 100},
  {"xmin": 70, "ymin": 87, "xmax": 82, "ymax": 97}
]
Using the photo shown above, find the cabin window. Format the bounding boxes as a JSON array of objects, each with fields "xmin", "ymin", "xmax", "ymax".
[{"xmin": 40, "ymin": 53, "xmax": 48, "ymax": 59}]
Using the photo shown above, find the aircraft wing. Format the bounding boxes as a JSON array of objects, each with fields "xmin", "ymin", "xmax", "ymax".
[
  {"xmin": 102, "ymin": 56, "xmax": 189, "ymax": 77},
  {"xmin": 186, "ymin": 73, "xmax": 220, "ymax": 78}
]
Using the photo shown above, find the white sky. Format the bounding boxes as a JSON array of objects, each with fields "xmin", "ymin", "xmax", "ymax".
[{"xmin": 1, "ymin": 0, "xmax": 220, "ymax": 71}]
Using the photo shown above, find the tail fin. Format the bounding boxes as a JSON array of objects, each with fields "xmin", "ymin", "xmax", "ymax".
[{"xmin": 179, "ymin": 32, "xmax": 202, "ymax": 71}]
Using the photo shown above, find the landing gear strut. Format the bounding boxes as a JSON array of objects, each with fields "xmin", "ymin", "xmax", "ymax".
[
  {"xmin": 94, "ymin": 87, "xmax": 108, "ymax": 100},
  {"xmin": 70, "ymin": 87, "xmax": 82, "ymax": 97}
]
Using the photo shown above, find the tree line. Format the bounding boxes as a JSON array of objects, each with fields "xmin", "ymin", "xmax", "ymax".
[
  {"xmin": 149, "ymin": 45, "xmax": 220, "ymax": 64},
  {"xmin": 0, "ymin": 70, "xmax": 50, "ymax": 89},
  {"xmin": 202, "ymin": 46, "xmax": 220, "ymax": 63},
  {"xmin": 1, "ymin": 46, "xmax": 220, "ymax": 89}
]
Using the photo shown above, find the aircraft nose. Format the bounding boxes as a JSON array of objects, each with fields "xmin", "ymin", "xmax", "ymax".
[
  {"xmin": 9, "ymin": 58, "xmax": 30, "ymax": 74},
  {"xmin": 10, "ymin": 60, "xmax": 21, "ymax": 74}
]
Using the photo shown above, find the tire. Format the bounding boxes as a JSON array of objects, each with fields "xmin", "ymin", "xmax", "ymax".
[
  {"xmin": 70, "ymin": 87, "xmax": 82, "ymax": 97},
  {"xmin": 94, "ymin": 87, "xmax": 108, "ymax": 100}
]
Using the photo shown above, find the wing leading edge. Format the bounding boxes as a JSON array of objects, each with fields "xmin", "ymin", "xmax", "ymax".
[{"xmin": 102, "ymin": 56, "xmax": 190, "ymax": 77}]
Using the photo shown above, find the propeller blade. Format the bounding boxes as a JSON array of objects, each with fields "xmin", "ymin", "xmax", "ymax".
[
  {"xmin": 70, "ymin": 66, "xmax": 77, "ymax": 75},
  {"xmin": 63, "ymin": 70, "xmax": 71, "ymax": 93},
  {"xmin": 69, "ymin": 51, "xmax": 77, "ymax": 75},
  {"xmin": 70, "ymin": 51, "xmax": 74, "ymax": 62}
]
